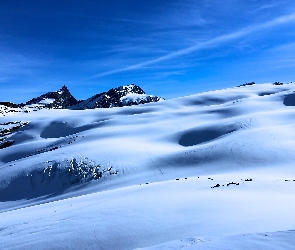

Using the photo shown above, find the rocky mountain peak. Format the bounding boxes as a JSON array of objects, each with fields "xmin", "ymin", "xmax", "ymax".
[
  {"xmin": 26, "ymin": 85, "xmax": 78, "ymax": 109},
  {"xmin": 60, "ymin": 85, "xmax": 69, "ymax": 92},
  {"xmin": 114, "ymin": 84, "xmax": 145, "ymax": 95}
]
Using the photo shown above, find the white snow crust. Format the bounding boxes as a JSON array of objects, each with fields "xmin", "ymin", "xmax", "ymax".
[
  {"xmin": 0, "ymin": 83, "xmax": 295, "ymax": 249},
  {"xmin": 120, "ymin": 93, "xmax": 147, "ymax": 104},
  {"xmin": 39, "ymin": 98, "xmax": 55, "ymax": 105}
]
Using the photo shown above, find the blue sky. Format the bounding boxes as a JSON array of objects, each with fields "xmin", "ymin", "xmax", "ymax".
[{"xmin": 1, "ymin": 0, "xmax": 295, "ymax": 103}]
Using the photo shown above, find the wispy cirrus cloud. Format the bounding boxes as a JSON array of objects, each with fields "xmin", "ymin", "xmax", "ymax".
[
  {"xmin": 0, "ymin": 52, "xmax": 46, "ymax": 77},
  {"xmin": 251, "ymin": 3, "xmax": 278, "ymax": 13},
  {"xmin": 91, "ymin": 12, "xmax": 295, "ymax": 78}
]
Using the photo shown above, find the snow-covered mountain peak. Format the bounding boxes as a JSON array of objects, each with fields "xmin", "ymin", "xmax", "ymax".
[
  {"xmin": 0, "ymin": 84, "xmax": 163, "ymax": 116},
  {"xmin": 117, "ymin": 84, "xmax": 145, "ymax": 94},
  {"xmin": 70, "ymin": 84, "xmax": 163, "ymax": 109}
]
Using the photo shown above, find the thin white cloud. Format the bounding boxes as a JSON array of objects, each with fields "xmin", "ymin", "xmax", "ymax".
[
  {"xmin": 266, "ymin": 41, "xmax": 295, "ymax": 52},
  {"xmin": 0, "ymin": 51, "xmax": 49, "ymax": 77},
  {"xmin": 91, "ymin": 12, "xmax": 295, "ymax": 78},
  {"xmin": 251, "ymin": 3, "xmax": 277, "ymax": 13}
]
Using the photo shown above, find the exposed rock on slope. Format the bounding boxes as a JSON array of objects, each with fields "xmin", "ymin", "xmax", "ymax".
[
  {"xmin": 0, "ymin": 121, "xmax": 29, "ymax": 150},
  {"xmin": 0, "ymin": 103, "xmax": 22, "ymax": 116},
  {"xmin": 0, "ymin": 102, "xmax": 20, "ymax": 108},
  {"xmin": 69, "ymin": 84, "xmax": 164, "ymax": 109}
]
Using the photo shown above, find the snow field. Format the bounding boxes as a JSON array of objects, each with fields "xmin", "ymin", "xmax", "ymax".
[{"xmin": 1, "ymin": 83, "xmax": 295, "ymax": 249}]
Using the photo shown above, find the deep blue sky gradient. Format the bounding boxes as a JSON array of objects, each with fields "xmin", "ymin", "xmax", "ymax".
[{"xmin": 1, "ymin": 0, "xmax": 295, "ymax": 103}]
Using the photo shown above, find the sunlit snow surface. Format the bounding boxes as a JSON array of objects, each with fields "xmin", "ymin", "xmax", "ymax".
[
  {"xmin": 38, "ymin": 98, "xmax": 55, "ymax": 105},
  {"xmin": 1, "ymin": 83, "xmax": 295, "ymax": 249}
]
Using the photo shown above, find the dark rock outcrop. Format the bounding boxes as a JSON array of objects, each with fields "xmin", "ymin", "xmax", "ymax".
[
  {"xmin": 273, "ymin": 82, "xmax": 283, "ymax": 85},
  {"xmin": 0, "ymin": 140, "xmax": 15, "ymax": 149},
  {"xmin": 0, "ymin": 102, "xmax": 20, "ymax": 108},
  {"xmin": 238, "ymin": 82, "xmax": 255, "ymax": 87}
]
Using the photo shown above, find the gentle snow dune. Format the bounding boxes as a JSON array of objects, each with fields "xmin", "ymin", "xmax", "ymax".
[{"xmin": 1, "ymin": 83, "xmax": 295, "ymax": 249}]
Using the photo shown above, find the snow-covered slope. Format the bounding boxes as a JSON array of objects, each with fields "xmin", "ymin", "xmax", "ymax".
[{"xmin": 0, "ymin": 83, "xmax": 295, "ymax": 249}]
